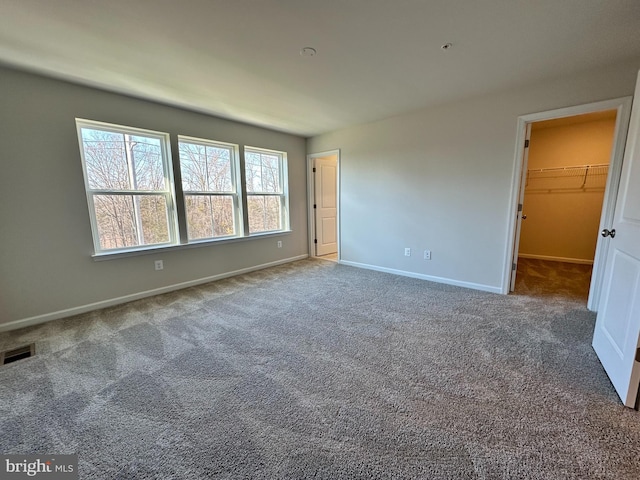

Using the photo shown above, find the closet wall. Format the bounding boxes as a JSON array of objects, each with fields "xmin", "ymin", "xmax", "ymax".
[{"xmin": 519, "ymin": 111, "xmax": 617, "ymax": 264}]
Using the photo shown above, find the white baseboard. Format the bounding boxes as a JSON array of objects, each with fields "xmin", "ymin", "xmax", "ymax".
[
  {"xmin": 0, "ymin": 255, "xmax": 308, "ymax": 333},
  {"xmin": 339, "ymin": 260, "xmax": 502, "ymax": 294},
  {"xmin": 518, "ymin": 253, "xmax": 594, "ymax": 265}
]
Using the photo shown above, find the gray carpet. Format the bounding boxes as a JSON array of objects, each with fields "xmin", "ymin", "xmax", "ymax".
[
  {"xmin": 514, "ymin": 257, "xmax": 593, "ymax": 302},
  {"xmin": 1, "ymin": 259, "xmax": 639, "ymax": 479}
]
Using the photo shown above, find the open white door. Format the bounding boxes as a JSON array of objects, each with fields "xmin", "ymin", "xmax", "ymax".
[
  {"xmin": 592, "ymin": 71, "xmax": 640, "ymax": 408},
  {"xmin": 510, "ymin": 124, "xmax": 532, "ymax": 291},
  {"xmin": 314, "ymin": 156, "xmax": 338, "ymax": 256}
]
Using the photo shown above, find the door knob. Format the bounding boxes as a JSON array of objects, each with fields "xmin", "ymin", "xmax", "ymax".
[
  {"xmin": 522, "ymin": 214, "xmax": 527, "ymax": 220},
  {"xmin": 601, "ymin": 228, "xmax": 616, "ymax": 238}
]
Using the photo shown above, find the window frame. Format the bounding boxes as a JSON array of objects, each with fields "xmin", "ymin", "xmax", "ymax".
[
  {"xmin": 76, "ymin": 119, "xmax": 179, "ymax": 255},
  {"xmin": 244, "ymin": 146, "xmax": 290, "ymax": 235},
  {"xmin": 177, "ymin": 135, "xmax": 243, "ymax": 242}
]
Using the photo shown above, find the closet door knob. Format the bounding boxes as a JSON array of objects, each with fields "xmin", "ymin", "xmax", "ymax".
[
  {"xmin": 521, "ymin": 214, "xmax": 527, "ymax": 220},
  {"xmin": 601, "ymin": 228, "xmax": 616, "ymax": 238}
]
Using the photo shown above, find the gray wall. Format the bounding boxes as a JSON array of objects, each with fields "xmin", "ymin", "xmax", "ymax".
[
  {"xmin": 0, "ymin": 67, "xmax": 308, "ymax": 328},
  {"xmin": 308, "ymin": 60, "xmax": 640, "ymax": 292}
]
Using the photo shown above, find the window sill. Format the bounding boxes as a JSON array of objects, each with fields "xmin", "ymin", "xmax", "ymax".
[{"xmin": 92, "ymin": 230, "xmax": 293, "ymax": 261}]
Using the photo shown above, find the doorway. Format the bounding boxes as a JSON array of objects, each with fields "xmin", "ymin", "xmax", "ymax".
[
  {"xmin": 506, "ymin": 97, "xmax": 633, "ymax": 310},
  {"xmin": 307, "ymin": 150, "xmax": 340, "ymax": 262},
  {"xmin": 516, "ymin": 111, "xmax": 617, "ymax": 300}
]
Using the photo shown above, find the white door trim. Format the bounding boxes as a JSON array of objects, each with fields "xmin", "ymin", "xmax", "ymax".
[
  {"xmin": 510, "ymin": 123, "xmax": 532, "ymax": 292},
  {"xmin": 307, "ymin": 149, "xmax": 341, "ymax": 260},
  {"xmin": 504, "ymin": 96, "xmax": 633, "ymax": 310}
]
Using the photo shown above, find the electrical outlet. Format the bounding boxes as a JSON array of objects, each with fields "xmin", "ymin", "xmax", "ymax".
[
  {"xmin": 404, "ymin": 248, "xmax": 411, "ymax": 257},
  {"xmin": 154, "ymin": 260, "xmax": 163, "ymax": 271},
  {"xmin": 277, "ymin": 240, "xmax": 282, "ymax": 248},
  {"xmin": 424, "ymin": 250, "xmax": 431, "ymax": 260}
]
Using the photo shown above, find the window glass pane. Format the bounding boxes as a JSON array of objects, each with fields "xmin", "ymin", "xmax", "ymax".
[
  {"xmin": 81, "ymin": 129, "xmax": 129, "ymax": 189},
  {"xmin": 94, "ymin": 195, "xmax": 138, "ymax": 249},
  {"xmin": 211, "ymin": 195, "xmax": 235, "ymax": 237},
  {"xmin": 206, "ymin": 146, "xmax": 232, "ymax": 192},
  {"xmin": 179, "ymin": 142, "xmax": 208, "ymax": 191},
  {"xmin": 261, "ymin": 154, "xmax": 281, "ymax": 193},
  {"xmin": 185, "ymin": 195, "xmax": 212, "ymax": 240},
  {"xmin": 185, "ymin": 194, "xmax": 235, "ymax": 240},
  {"xmin": 245, "ymin": 151, "xmax": 280, "ymax": 193},
  {"xmin": 139, "ymin": 195, "xmax": 170, "ymax": 244},
  {"xmin": 94, "ymin": 195, "xmax": 170, "ymax": 250},
  {"xmin": 179, "ymin": 141, "xmax": 233, "ymax": 192},
  {"xmin": 248, "ymin": 195, "xmax": 281, "ymax": 233},
  {"xmin": 128, "ymin": 135, "xmax": 165, "ymax": 191},
  {"xmin": 244, "ymin": 151, "xmax": 262, "ymax": 193},
  {"xmin": 81, "ymin": 129, "xmax": 165, "ymax": 191}
]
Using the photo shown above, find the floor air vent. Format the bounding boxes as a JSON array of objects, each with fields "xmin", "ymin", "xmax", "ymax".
[{"xmin": 1, "ymin": 344, "xmax": 36, "ymax": 365}]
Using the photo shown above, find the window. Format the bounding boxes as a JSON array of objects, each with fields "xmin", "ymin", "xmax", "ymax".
[
  {"xmin": 244, "ymin": 147, "xmax": 289, "ymax": 234},
  {"xmin": 178, "ymin": 137, "xmax": 241, "ymax": 241},
  {"xmin": 76, "ymin": 120, "xmax": 178, "ymax": 254},
  {"xmin": 76, "ymin": 119, "xmax": 290, "ymax": 256}
]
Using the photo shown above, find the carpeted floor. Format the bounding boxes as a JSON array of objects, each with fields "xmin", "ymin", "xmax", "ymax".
[
  {"xmin": 514, "ymin": 257, "xmax": 593, "ymax": 302},
  {"xmin": 1, "ymin": 259, "xmax": 638, "ymax": 479}
]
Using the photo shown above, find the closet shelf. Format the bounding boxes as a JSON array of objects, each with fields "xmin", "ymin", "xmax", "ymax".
[{"xmin": 526, "ymin": 163, "xmax": 609, "ymax": 190}]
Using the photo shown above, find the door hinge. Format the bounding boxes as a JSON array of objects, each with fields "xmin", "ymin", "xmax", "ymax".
[
  {"xmin": 524, "ymin": 139, "xmax": 530, "ymax": 148},
  {"xmin": 313, "ymin": 204, "xmax": 317, "ymax": 209},
  {"xmin": 512, "ymin": 262, "xmax": 517, "ymax": 271},
  {"xmin": 314, "ymin": 239, "xmax": 318, "ymax": 244},
  {"xmin": 518, "ymin": 203, "xmax": 523, "ymax": 212},
  {"xmin": 636, "ymin": 347, "xmax": 640, "ymax": 363},
  {"xmin": 313, "ymin": 167, "xmax": 316, "ymax": 173}
]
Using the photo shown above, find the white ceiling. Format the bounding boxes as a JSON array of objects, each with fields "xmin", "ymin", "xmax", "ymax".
[{"xmin": 1, "ymin": 0, "xmax": 639, "ymax": 137}]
